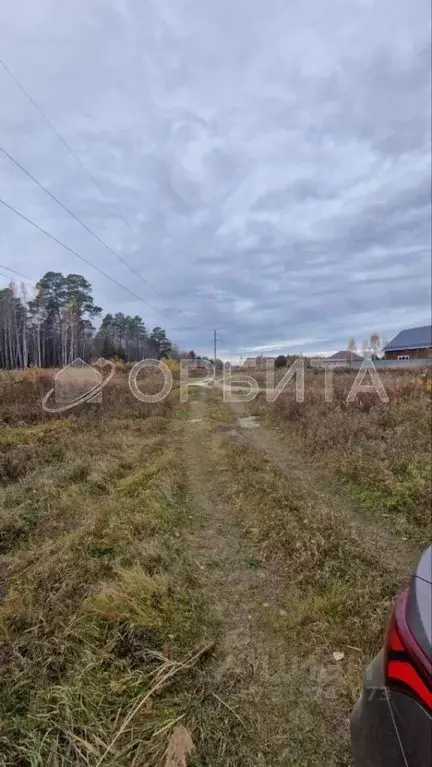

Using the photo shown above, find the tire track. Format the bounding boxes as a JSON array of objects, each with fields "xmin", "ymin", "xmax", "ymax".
[{"xmin": 181, "ymin": 392, "xmax": 320, "ymax": 765}]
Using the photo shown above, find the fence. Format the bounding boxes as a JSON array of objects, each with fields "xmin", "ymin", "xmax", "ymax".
[{"xmin": 351, "ymin": 358, "xmax": 432, "ymax": 370}]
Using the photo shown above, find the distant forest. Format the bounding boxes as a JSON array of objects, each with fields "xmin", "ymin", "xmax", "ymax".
[{"xmin": 0, "ymin": 271, "xmax": 173, "ymax": 369}]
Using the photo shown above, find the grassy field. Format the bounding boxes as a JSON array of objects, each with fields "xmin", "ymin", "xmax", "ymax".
[
  {"xmin": 251, "ymin": 369, "xmax": 432, "ymax": 545},
  {"xmin": 0, "ymin": 370, "xmax": 215, "ymax": 765},
  {"xmin": 0, "ymin": 367, "xmax": 429, "ymax": 765}
]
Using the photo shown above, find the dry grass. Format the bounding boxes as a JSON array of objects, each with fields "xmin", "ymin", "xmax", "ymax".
[
  {"xmin": 0, "ymin": 369, "xmax": 429, "ymax": 765},
  {"xmin": 200, "ymin": 390, "xmax": 411, "ymax": 765},
  {"xmin": 253, "ymin": 370, "xmax": 432, "ymax": 544},
  {"xmin": 0, "ymin": 371, "xmax": 215, "ymax": 766}
]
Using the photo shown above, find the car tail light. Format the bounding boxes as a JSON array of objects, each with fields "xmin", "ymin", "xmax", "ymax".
[{"xmin": 384, "ymin": 589, "xmax": 432, "ymax": 711}]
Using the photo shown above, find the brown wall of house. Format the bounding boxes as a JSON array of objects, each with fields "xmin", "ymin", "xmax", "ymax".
[{"xmin": 385, "ymin": 348, "xmax": 432, "ymax": 360}]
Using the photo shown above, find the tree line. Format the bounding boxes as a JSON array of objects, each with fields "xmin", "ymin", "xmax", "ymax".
[{"xmin": 0, "ymin": 271, "xmax": 173, "ymax": 369}]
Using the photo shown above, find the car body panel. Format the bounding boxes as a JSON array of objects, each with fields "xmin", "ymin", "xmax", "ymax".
[
  {"xmin": 390, "ymin": 689, "xmax": 432, "ymax": 767},
  {"xmin": 350, "ymin": 651, "xmax": 406, "ymax": 767},
  {"xmin": 351, "ymin": 650, "xmax": 432, "ymax": 767},
  {"xmin": 407, "ymin": 575, "xmax": 432, "ymax": 662},
  {"xmin": 406, "ymin": 547, "xmax": 432, "ymax": 662},
  {"xmin": 351, "ymin": 547, "xmax": 432, "ymax": 766},
  {"xmin": 415, "ymin": 547, "xmax": 432, "ymax": 585}
]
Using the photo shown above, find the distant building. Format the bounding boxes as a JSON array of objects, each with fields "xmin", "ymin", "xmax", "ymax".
[
  {"xmin": 309, "ymin": 357, "xmax": 327, "ymax": 368},
  {"xmin": 242, "ymin": 356, "xmax": 277, "ymax": 369},
  {"xmin": 257, "ymin": 356, "xmax": 276, "ymax": 369},
  {"xmin": 325, "ymin": 350, "xmax": 363, "ymax": 369},
  {"xmin": 383, "ymin": 326, "xmax": 432, "ymax": 360}
]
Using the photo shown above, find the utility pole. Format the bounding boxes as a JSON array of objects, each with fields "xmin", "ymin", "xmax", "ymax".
[{"xmin": 213, "ymin": 329, "xmax": 217, "ymax": 371}]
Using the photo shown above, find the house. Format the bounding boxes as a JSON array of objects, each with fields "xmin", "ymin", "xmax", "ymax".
[
  {"xmin": 325, "ymin": 350, "xmax": 363, "ymax": 368},
  {"xmin": 309, "ymin": 356, "xmax": 327, "ymax": 368},
  {"xmin": 383, "ymin": 326, "xmax": 432, "ymax": 360},
  {"xmin": 256, "ymin": 356, "xmax": 276, "ymax": 369},
  {"xmin": 243, "ymin": 356, "xmax": 276, "ymax": 369}
]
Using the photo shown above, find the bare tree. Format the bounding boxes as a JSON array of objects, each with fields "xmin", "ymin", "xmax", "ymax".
[
  {"xmin": 361, "ymin": 339, "xmax": 370, "ymax": 358},
  {"xmin": 369, "ymin": 332, "xmax": 381, "ymax": 355}
]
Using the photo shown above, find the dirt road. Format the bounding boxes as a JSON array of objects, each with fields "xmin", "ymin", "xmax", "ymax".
[{"xmin": 178, "ymin": 385, "xmax": 415, "ymax": 766}]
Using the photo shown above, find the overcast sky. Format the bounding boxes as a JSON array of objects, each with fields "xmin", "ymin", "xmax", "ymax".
[{"xmin": 0, "ymin": 0, "xmax": 431, "ymax": 358}]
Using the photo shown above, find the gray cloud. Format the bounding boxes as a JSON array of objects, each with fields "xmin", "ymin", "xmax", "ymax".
[{"xmin": 0, "ymin": 0, "xmax": 430, "ymax": 358}]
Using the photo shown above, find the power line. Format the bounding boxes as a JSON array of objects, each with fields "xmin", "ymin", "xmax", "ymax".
[
  {"xmin": 0, "ymin": 56, "xmax": 131, "ymax": 229},
  {"xmin": 212, "ymin": 329, "xmax": 227, "ymax": 365},
  {"xmin": 0, "ymin": 196, "xmax": 175, "ymax": 322},
  {"xmin": 173, "ymin": 323, "xmax": 226, "ymax": 333},
  {"xmin": 0, "ymin": 269, "xmax": 15, "ymax": 282},
  {"xmin": 0, "ymin": 56, "xmax": 183, "ymax": 309},
  {"xmin": 0, "ymin": 144, "xmax": 168, "ymax": 300},
  {"xmin": 0, "ymin": 268, "xmax": 36, "ymax": 292},
  {"xmin": 0, "ymin": 262, "xmax": 35, "ymax": 283},
  {"xmin": 0, "ymin": 57, "xmax": 221, "ymax": 327},
  {"xmin": 0, "ymin": 256, "xmax": 224, "ymax": 336}
]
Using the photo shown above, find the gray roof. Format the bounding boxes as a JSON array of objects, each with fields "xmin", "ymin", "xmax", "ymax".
[
  {"xmin": 327, "ymin": 350, "xmax": 363, "ymax": 361},
  {"xmin": 384, "ymin": 325, "xmax": 432, "ymax": 352}
]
